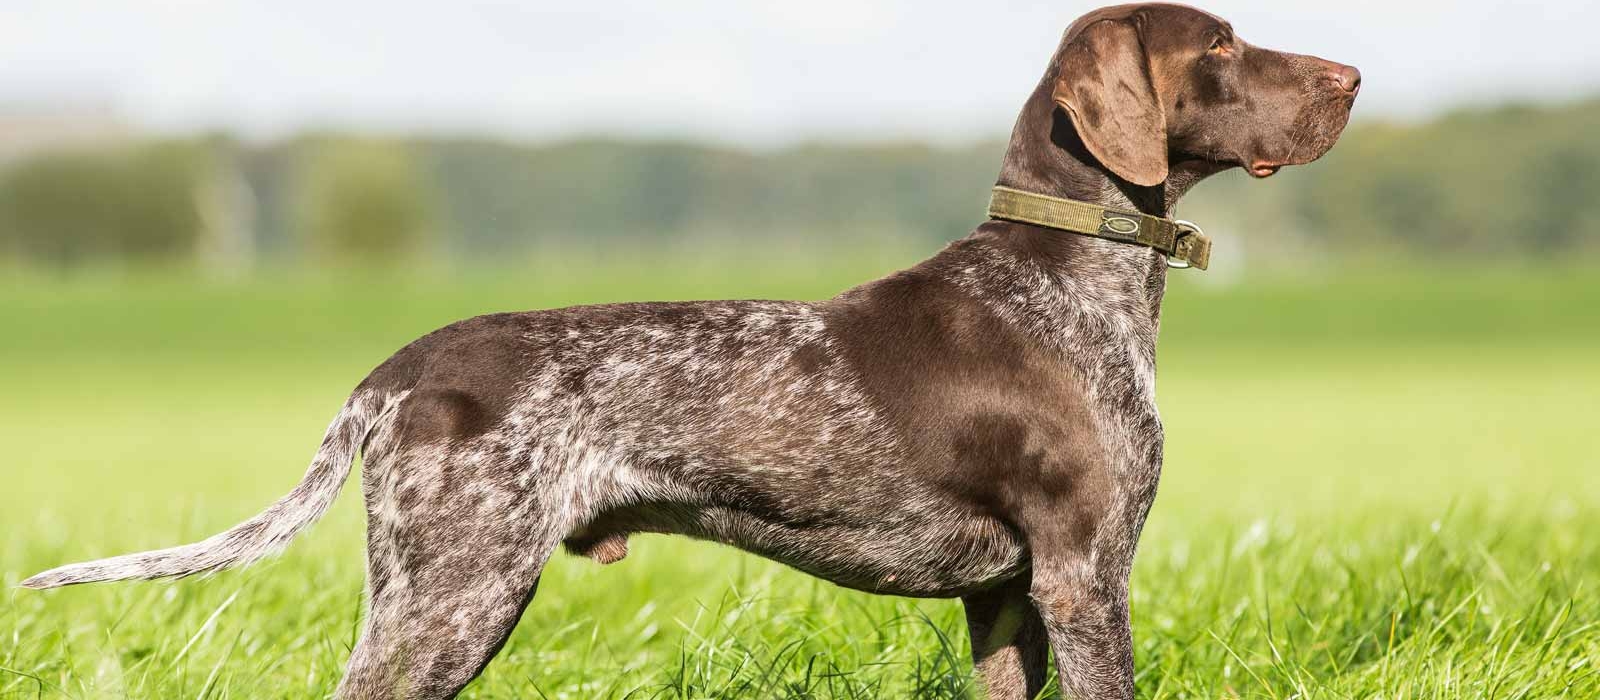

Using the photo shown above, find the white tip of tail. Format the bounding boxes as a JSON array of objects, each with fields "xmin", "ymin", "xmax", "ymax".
[{"xmin": 19, "ymin": 391, "xmax": 392, "ymax": 590}]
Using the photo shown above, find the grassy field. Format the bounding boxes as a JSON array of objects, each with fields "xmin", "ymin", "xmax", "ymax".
[{"xmin": 2, "ymin": 249, "xmax": 1597, "ymax": 699}]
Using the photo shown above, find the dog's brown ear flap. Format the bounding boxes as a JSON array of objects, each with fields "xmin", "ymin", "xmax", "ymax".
[{"xmin": 1052, "ymin": 19, "xmax": 1168, "ymax": 187}]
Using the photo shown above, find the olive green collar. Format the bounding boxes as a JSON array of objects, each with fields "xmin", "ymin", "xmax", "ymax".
[{"xmin": 986, "ymin": 186, "xmax": 1212, "ymax": 270}]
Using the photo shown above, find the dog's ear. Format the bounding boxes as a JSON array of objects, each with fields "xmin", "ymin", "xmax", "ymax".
[{"xmin": 1052, "ymin": 19, "xmax": 1168, "ymax": 187}]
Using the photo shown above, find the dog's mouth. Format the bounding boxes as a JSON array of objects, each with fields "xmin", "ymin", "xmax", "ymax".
[
  {"xmin": 1231, "ymin": 153, "xmax": 1286, "ymax": 179},
  {"xmin": 1247, "ymin": 161, "xmax": 1283, "ymax": 178},
  {"xmin": 1243, "ymin": 100, "xmax": 1354, "ymax": 180}
]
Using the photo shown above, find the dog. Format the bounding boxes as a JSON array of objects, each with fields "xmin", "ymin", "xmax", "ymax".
[{"xmin": 23, "ymin": 4, "xmax": 1358, "ymax": 698}]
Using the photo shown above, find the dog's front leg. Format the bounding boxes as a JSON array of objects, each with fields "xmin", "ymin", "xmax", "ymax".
[
  {"xmin": 1027, "ymin": 547, "xmax": 1136, "ymax": 700},
  {"xmin": 962, "ymin": 576, "xmax": 1049, "ymax": 699}
]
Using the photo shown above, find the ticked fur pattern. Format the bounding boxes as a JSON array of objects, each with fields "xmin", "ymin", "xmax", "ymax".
[
  {"xmin": 22, "ymin": 4, "xmax": 1359, "ymax": 698},
  {"xmin": 23, "ymin": 233, "xmax": 1164, "ymax": 699}
]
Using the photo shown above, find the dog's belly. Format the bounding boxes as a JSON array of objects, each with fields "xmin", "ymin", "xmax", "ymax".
[
  {"xmin": 572, "ymin": 500, "xmax": 1029, "ymax": 599},
  {"xmin": 698, "ymin": 506, "xmax": 1028, "ymax": 598}
]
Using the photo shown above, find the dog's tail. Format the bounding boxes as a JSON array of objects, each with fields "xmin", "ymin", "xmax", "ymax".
[{"xmin": 20, "ymin": 389, "xmax": 399, "ymax": 590}]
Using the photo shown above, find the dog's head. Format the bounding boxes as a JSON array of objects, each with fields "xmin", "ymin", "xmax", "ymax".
[{"xmin": 1051, "ymin": 3, "xmax": 1360, "ymax": 186}]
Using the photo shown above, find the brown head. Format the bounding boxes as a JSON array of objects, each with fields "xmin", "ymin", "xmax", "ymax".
[{"xmin": 1005, "ymin": 3, "xmax": 1359, "ymax": 202}]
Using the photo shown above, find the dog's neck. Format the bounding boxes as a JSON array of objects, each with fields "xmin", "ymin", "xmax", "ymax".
[{"xmin": 978, "ymin": 79, "xmax": 1222, "ymax": 335}]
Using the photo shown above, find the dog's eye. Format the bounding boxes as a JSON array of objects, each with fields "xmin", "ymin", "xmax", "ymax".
[{"xmin": 1207, "ymin": 36, "xmax": 1232, "ymax": 56}]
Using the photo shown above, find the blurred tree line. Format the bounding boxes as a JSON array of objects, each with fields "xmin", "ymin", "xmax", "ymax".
[
  {"xmin": 0, "ymin": 141, "xmax": 209, "ymax": 268},
  {"xmin": 2, "ymin": 98, "xmax": 1597, "ymax": 272}
]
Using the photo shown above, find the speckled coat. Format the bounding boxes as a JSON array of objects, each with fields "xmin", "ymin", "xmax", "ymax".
[{"xmin": 23, "ymin": 4, "xmax": 1360, "ymax": 699}]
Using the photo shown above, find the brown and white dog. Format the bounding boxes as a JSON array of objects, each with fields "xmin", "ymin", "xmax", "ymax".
[{"xmin": 23, "ymin": 5, "xmax": 1358, "ymax": 698}]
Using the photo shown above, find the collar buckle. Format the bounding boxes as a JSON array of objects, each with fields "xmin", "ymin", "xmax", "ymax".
[{"xmin": 1167, "ymin": 219, "xmax": 1208, "ymax": 270}]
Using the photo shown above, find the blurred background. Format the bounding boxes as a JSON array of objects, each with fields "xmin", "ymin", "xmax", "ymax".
[
  {"xmin": 3, "ymin": 0, "xmax": 1600, "ymax": 271},
  {"xmin": 3, "ymin": 2, "xmax": 1597, "ymax": 698}
]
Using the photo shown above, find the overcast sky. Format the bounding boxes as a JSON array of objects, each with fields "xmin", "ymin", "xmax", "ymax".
[{"xmin": 3, "ymin": 1, "xmax": 1597, "ymax": 145}]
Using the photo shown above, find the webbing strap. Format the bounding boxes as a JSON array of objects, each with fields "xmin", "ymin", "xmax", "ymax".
[{"xmin": 986, "ymin": 186, "xmax": 1212, "ymax": 270}]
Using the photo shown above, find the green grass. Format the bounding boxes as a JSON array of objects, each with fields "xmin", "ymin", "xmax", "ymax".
[{"xmin": 2, "ymin": 249, "xmax": 1597, "ymax": 699}]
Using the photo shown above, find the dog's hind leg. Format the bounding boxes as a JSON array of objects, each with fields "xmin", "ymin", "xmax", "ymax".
[
  {"xmin": 336, "ymin": 548, "xmax": 550, "ymax": 699},
  {"xmin": 335, "ymin": 443, "xmax": 566, "ymax": 699}
]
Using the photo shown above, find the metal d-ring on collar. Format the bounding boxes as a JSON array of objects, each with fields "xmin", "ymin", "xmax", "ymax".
[
  {"xmin": 985, "ymin": 186, "xmax": 1214, "ymax": 271},
  {"xmin": 1167, "ymin": 220, "xmax": 1205, "ymax": 269}
]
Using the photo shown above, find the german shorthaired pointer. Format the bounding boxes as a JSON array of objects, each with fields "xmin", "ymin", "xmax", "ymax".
[{"xmin": 25, "ymin": 4, "xmax": 1358, "ymax": 698}]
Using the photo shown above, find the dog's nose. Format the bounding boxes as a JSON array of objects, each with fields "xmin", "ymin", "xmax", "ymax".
[{"xmin": 1328, "ymin": 64, "xmax": 1361, "ymax": 94}]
